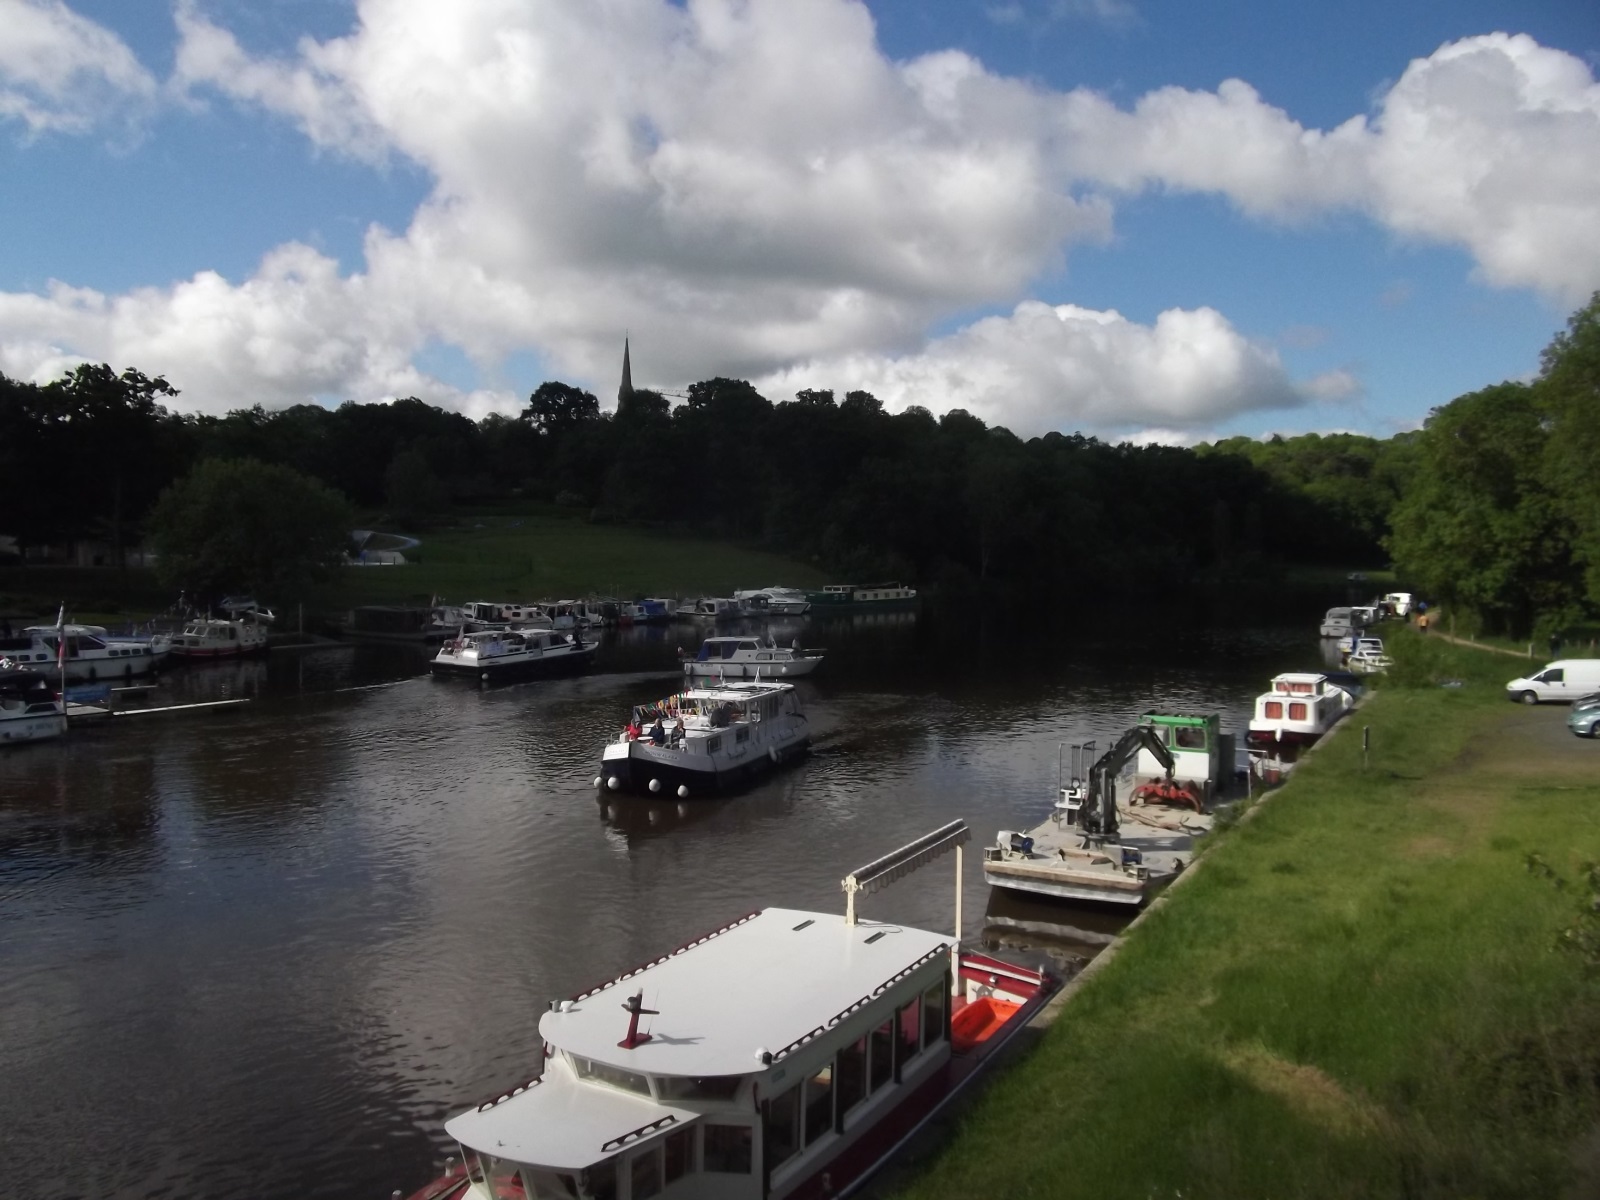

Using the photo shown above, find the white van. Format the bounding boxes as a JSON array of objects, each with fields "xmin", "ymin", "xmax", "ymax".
[
  {"xmin": 1384, "ymin": 592, "xmax": 1414, "ymax": 617},
  {"xmin": 1506, "ymin": 659, "xmax": 1600, "ymax": 704}
]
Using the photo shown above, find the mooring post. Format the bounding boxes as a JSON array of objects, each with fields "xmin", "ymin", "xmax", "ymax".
[{"xmin": 1362, "ymin": 725, "xmax": 1370, "ymax": 771}]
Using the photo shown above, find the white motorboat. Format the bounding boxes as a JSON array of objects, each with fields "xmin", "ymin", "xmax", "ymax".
[
  {"xmin": 431, "ymin": 629, "xmax": 596, "ymax": 683},
  {"xmin": 674, "ymin": 597, "xmax": 740, "ymax": 622},
  {"xmin": 734, "ymin": 586, "xmax": 811, "ymax": 615},
  {"xmin": 682, "ymin": 636, "xmax": 823, "ymax": 679},
  {"xmin": 170, "ymin": 614, "xmax": 271, "ymax": 659},
  {"xmin": 458, "ymin": 601, "xmax": 554, "ymax": 630},
  {"xmin": 5, "ymin": 623, "xmax": 172, "ymax": 681},
  {"xmin": 621, "ymin": 599, "xmax": 673, "ymax": 624},
  {"xmin": 596, "ymin": 680, "xmax": 809, "ymax": 798},
  {"xmin": 399, "ymin": 821, "xmax": 1055, "ymax": 1200},
  {"xmin": 0, "ymin": 667, "xmax": 66, "ymax": 745},
  {"xmin": 1245, "ymin": 671, "xmax": 1357, "ymax": 780},
  {"xmin": 1319, "ymin": 606, "xmax": 1363, "ymax": 639}
]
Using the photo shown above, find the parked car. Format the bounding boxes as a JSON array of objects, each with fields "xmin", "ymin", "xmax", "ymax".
[
  {"xmin": 1506, "ymin": 660, "xmax": 1600, "ymax": 704},
  {"xmin": 1567, "ymin": 696, "xmax": 1600, "ymax": 738}
]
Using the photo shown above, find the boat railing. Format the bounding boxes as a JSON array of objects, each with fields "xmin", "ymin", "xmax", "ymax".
[
  {"xmin": 602, "ymin": 1114, "xmax": 679, "ymax": 1154},
  {"xmin": 571, "ymin": 911, "xmax": 762, "ymax": 1002},
  {"xmin": 474, "ymin": 1075, "xmax": 543, "ymax": 1112}
]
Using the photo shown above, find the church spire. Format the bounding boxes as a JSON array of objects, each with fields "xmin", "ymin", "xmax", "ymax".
[{"xmin": 618, "ymin": 337, "xmax": 634, "ymax": 406}]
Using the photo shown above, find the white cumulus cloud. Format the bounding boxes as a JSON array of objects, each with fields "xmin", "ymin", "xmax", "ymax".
[
  {"xmin": 0, "ymin": 4, "xmax": 1596, "ymax": 438},
  {"xmin": 0, "ymin": 0, "xmax": 157, "ymax": 134}
]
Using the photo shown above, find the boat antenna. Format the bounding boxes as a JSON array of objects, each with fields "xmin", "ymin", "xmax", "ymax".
[{"xmin": 618, "ymin": 989, "xmax": 658, "ymax": 1050}]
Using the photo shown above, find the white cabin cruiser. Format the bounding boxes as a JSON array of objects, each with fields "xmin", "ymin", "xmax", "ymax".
[
  {"xmin": 0, "ymin": 667, "xmax": 66, "ymax": 745},
  {"xmin": 597, "ymin": 681, "xmax": 809, "ymax": 798},
  {"xmin": 4, "ymin": 623, "xmax": 171, "ymax": 681},
  {"xmin": 459, "ymin": 601, "xmax": 555, "ymax": 630},
  {"xmin": 431, "ymin": 629, "xmax": 596, "ymax": 683},
  {"xmin": 682, "ymin": 637, "xmax": 823, "ymax": 680},
  {"xmin": 170, "ymin": 614, "xmax": 271, "ymax": 659},
  {"xmin": 1245, "ymin": 671, "xmax": 1357, "ymax": 780},
  {"xmin": 400, "ymin": 821, "xmax": 1054, "ymax": 1200},
  {"xmin": 675, "ymin": 597, "xmax": 740, "ymax": 622},
  {"xmin": 1319, "ymin": 607, "xmax": 1363, "ymax": 639}
]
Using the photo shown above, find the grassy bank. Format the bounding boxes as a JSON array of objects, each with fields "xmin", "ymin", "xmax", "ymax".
[
  {"xmin": 894, "ymin": 631, "xmax": 1600, "ymax": 1199},
  {"xmin": 0, "ymin": 512, "xmax": 827, "ymax": 623}
]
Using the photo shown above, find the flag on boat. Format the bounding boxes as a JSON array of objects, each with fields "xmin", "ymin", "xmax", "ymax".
[{"xmin": 55, "ymin": 603, "xmax": 66, "ymax": 670}]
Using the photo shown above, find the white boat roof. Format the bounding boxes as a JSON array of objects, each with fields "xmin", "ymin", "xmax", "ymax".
[
  {"xmin": 446, "ymin": 1073, "xmax": 695, "ymax": 1171},
  {"xmin": 540, "ymin": 908, "xmax": 949, "ymax": 1077},
  {"xmin": 679, "ymin": 681, "xmax": 796, "ymax": 701}
]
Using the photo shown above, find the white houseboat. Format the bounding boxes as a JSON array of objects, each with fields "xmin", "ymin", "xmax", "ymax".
[
  {"xmin": 431, "ymin": 629, "xmax": 596, "ymax": 683},
  {"xmin": 1319, "ymin": 607, "xmax": 1363, "ymax": 639},
  {"xmin": 682, "ymin": 637, "xmax": 823, "ymax": 680},
  {"xmin": 596, "ymin": 681, "xmax": 809, "ymax": 798},
  {"xmin": 400, "ymin": 821, "xmax": 1054, "ymax": 1200},
  {"xmin": 1245, "ymin": 671, "xmax": 1357, "ymax": 780},
  {"xmin": 4, "ymin": 624, "xmax": 171, "ymax": 681},
  {"xmin": 0, "ymin": 667, "xmax": 67, "ymax": 745}
]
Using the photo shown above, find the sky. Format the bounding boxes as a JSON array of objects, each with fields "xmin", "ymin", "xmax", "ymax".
[{"xmin": 1, "ymin": 0, "xmax": 1598, "ymax": 444}]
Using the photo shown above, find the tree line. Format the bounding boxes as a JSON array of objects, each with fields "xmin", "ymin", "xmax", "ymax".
[{"xmin": 2, "ymin": 295, "xmax": 1596, "ymax": 633}]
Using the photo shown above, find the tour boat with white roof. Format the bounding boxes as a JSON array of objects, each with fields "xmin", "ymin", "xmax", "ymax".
[
  {"xmin": 596, "ymin": 681, "xmax": 809, "ymax": 798},
  {"xmin": 431, "ymin": 629, "xmax": 596, "ymax": 683},
  {"xmin": 3, "ymin": 623, "xmax": 171, "ymax": 681},
  {"xmin": 682, "ymin": 637, "xmax": 823, "ymax": 680},
  {"xmin": 0, "ymin": 667, "xmax": 66, "ymax": 745},
  {"xmin": 400, "ymin": 821, "xmax": 1055, "ymax": 1200}
]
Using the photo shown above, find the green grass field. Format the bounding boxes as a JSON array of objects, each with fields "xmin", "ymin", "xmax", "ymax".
[
  {"xmin": 891, "ymin": 630, "xmax": 1600, "ymax": 1200},
  {"xmin": 0, "ymin": 512, "xmax": 828, "ymax": 623}
]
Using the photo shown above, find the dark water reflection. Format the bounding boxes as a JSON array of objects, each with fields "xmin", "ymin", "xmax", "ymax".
[{"xmin": 1, "ymin": 601, "xmax": 1324, "ymax": 1200}]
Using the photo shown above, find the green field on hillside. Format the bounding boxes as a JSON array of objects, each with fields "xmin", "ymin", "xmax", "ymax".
[{"xmin": 0, "ymin": 513, "xmax": 828, "ymax": 624}]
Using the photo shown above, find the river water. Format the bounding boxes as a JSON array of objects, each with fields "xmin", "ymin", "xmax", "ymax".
[{"xmin": 0, "ymin": 605, "xmax": 1318, "ymax": 1200}]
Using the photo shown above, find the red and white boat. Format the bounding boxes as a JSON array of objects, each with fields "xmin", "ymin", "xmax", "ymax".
[
  {"xmin": 169, "ymin": 614, "xmax": 271, "ymax": 659},
  {"xmin": 401, "ymin": 821, "xmax": 1055, "ymax": 1200},
  {"xmin": 1245, "ymin": 671, "xmax": 1356, "ymax": 780}
]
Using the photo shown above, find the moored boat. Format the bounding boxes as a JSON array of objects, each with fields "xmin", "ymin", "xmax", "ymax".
[
  {"xmin": 733, "ymin": 587, "xmax": 811, "ymax": 615},
  {"xmin": 674, "ymin": 597, "xmax": 740, "ymax": 622},
  {"xmin": 3, "ymin": 623, "xmax": 171, "ymax": 681},
  {"xmin": 170, "ymin": 614, "xmax": 271, "ymax": 659},
  {"xmin": 682, "ymin": 636, "xmax": 823, "ymax": 680},
  {"xmin": 596, "ymin": 680, "xmax": 809, "ymax": 798},
  {"xmin": 805, "ymin": 583, "xmax": 917, "ymax": 611},
  {"xmin": 399, "ymin": 821, "xmax": 1055, "ymax": 1200},
  {"xmin": 1245, "ymin": 671, "xmax": 1357, "ymax": 780},
  {"xmin": 431, "ymin": 629, "xmax": 596, "ymax": 683},
  {"xmin": 0, "ymin": 666, "xmax": 67, "ymax": 745}
]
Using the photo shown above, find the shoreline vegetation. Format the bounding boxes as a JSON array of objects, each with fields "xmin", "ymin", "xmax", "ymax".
[{"xmin": 880, "ymin": 629, "xmax": 1600, "ymax": 1200}]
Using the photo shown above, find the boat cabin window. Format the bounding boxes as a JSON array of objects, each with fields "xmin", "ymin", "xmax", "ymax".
[
  {"xmin": 630, "ymin": 1145, "xmax": 662, "ymax": 1199},
  {"xmin": 735, "ymin": 728, "xmax": 749, "ymax": 745},
  {"xmin": 923, "ymin": 982, "xmax": 948, "ymax": 1046},
  {"xmin": 1173, "ymin": 726, "xmax": 1206, "ymax": 750},
  {"xmin": 869, "ymin": 1019, "xmax": 894, "ymax": 1093},
  {"xmin": 581, "ymin": 1158, "xmax": 617, "ymax": 1200},
  {"xmin": 763, "ymin": 1082, "xmax": 802, "ymax": 1169},
  {"xmin": 571, "ymin": 1055, "xmax": 651, "ymax": 1096},
  {"xmin": 804, "ymin": 1064, "xmax": 834, "ymax": 1147},
  {"xmin": 1289, "ymin": 703, "xmax": 1308, "ymax": 720},
  {"xmin": 663, "ymin": 1128, "xmax": 691, "ymax": 1185},
  {"xmin": 896, "ymin": 999, "xmax": 920, "ymax": 1076},
  {"xmin": 835, "ymin": 1034, "xmax": 867, "ymax": 1125},
  {"xmin": 527, "ymin": 1170, "xmax": 580, "ymax": 1198},
  {"xmin": 702, "ymin": 1124, "xmax": 752, "ymax": 1174},
  {"xmin": 1264, "ymin": 701, "xmax": 1284, "ymax": 719},
  {"xmin": 705, "ymin": 736, "xmax": 722, "ymax": 754},
  {"xmin": 739, "ymin": 640, "xmax": 760, "ymax": 652},
  {"xmin": 657, "ymin": 1075, "xmax": 741, "ymax": 1102}
]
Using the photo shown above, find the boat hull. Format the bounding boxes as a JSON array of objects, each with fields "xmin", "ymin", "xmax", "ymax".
[
  {"xmin": 0, "ymin": 712, "xmax": 67, "ymax": 745},
  {"xmin": 682, "ymin": 657, "xmax": 821, "ymax": 679},
  {"xmin": 598, "ymin": 735, "xmax": 809, "ymax": 797},
  {"xmin": 431, "ymin": 645, "xmax": 596, "ymax": 682}
]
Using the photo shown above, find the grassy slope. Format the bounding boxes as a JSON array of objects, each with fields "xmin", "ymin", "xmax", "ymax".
[
  {"xmin": 895, "ymin": 631, "xmax": 1600, "ymax": 1200},
  {"xmin": 0, "ymin": 514, "xmax": 829, "ymax": 621}
]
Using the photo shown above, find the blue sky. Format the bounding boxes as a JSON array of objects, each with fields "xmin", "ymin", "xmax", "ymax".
[{"xmin": 1, "ymin": 0, "xmax": 1597, "ymax": 443}]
